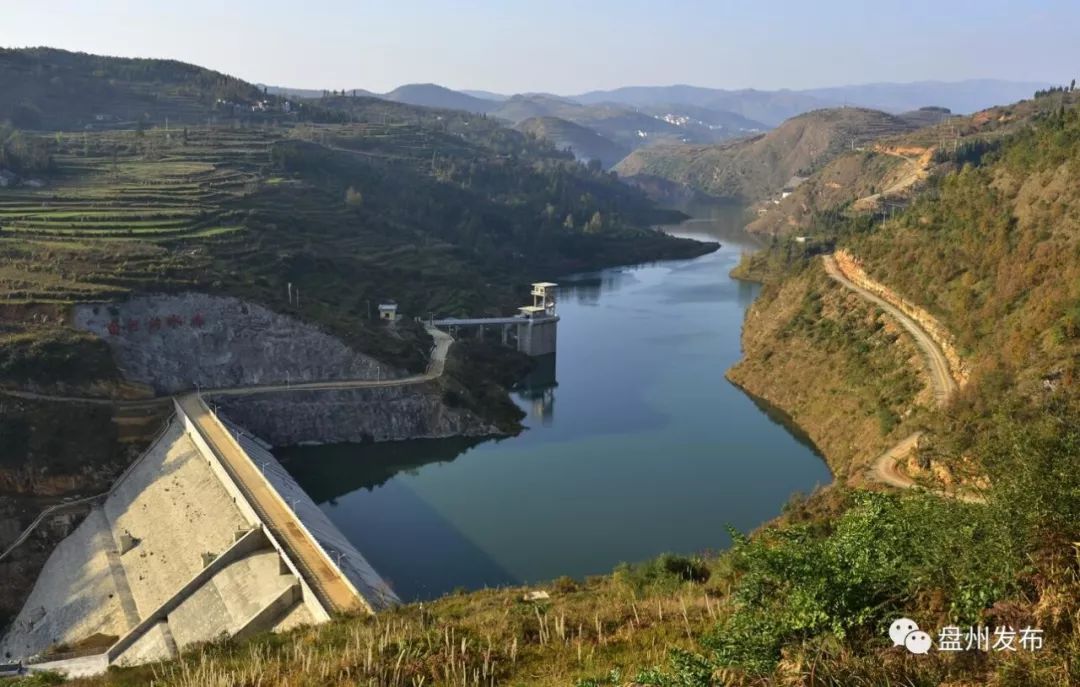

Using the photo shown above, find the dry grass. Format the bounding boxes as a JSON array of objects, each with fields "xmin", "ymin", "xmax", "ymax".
[{"xmin": 71, "ymin": 568, "xmax": 726, "ymax": 687}]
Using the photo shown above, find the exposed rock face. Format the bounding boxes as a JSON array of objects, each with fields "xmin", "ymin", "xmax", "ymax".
[
  {"xmin": 73, "ymin": 294, "xmax": 400, "ymax": 394},
  {"xmin": 212, "ymin": 385, "xmax": 499, "ymax": 447}
]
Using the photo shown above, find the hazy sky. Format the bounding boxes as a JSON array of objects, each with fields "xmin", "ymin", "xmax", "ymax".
[{"xmin": 2, "ymin": 1, "xmax": 1076, "ymax": 94}]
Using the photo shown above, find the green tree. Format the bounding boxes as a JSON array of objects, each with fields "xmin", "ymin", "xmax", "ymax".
[
  {"xmin": 344, "ymin": 186, "xmax": 363, "ymax": 208},
  {"xmin": 585, "ymin": 211, "xmax": 605, "ymax": 233}
]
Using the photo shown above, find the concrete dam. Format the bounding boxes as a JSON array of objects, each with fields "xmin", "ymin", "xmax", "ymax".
[
  {"xmin": 0, "ymin": 395, "xmax": 398, "ymax": 677},
  {"xmin": 1, "ymin": 286, "xmax": 563, "ymax": 677}
]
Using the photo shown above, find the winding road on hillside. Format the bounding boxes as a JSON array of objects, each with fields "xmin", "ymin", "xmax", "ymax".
[
  {"xmin": 0, "ymin": 327, "xmax": 454, "ymax": 405},
  {"xmin": 821, "ymin": 254, "xmax": 981, "ymax": 502},
  {"xmin": 822, "ymin": 255, "xmax": 956, "ymax": 404}
]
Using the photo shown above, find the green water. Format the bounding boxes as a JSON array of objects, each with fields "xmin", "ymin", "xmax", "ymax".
[{"xmin": 279, "ymin": 207, "xmax": 832, "ymax": 601}]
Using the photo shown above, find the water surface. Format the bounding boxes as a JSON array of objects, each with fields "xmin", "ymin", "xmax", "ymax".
[{"xmin": 279, "ymin": 206, "xmax": 831, "ymax": 601}]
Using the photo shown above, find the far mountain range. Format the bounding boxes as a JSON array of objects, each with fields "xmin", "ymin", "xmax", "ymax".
[{"xmin": 262, "ymin": 80, "xmax": 1047, "ymax": 169}]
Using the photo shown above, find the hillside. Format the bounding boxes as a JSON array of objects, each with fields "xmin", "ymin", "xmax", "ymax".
[
  {"xmin": 0, "ymin": 109, "xmax": 703, "ymax": 396},
  {"xmin": 635, "ymin": 103, "xmax": 767, "ymax": 136},
  {"xmin": 615, "ymin": 107, "xmax": 919, "ymax": 202},
  {"xmin": 382, "ymin": 83, "xmax": 499, "ymax": 113},
  {"xmin": 515, "ymin": 116, "xmax": 630, "ymax": 168},
  {"xmin": 0, "ymin": 51, "xmax": 715, "ymax": 637},
  {"xmin": 714, "ymin": 93, "xmax": 1080, "ymax": 684},
  {"xmin": 0, "ymin": 47, "xmax": 338, "ymax": 131},
  {"xmin": 747, "ymin": 89, "xmax": 1076, "ymax": 235},
  {"xmin": 572, "ymin": 79, "xmax": 1051, "ymax": 124},
  {"xmin": 573, "ymin": 85, "xmax": 833, "ymax": 126},
  {"xmin": 491, "ymin": 95, "xmax": 697, "ymax": 148}
]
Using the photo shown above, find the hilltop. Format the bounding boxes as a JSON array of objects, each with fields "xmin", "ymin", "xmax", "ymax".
[
  {"xmin": 271, "ymin": 85, "xmax": 770, "ymax": 166},
  {"xmin": 489, "ymin": 95, "xmax": 755, "ymax": 153},
  {"xmin": 615, "ymin": 107, "xmax": 919, "ymax": 202},
  {"xmin": 515, "ymin": 116, "xmax": 629, "ymax": 168},
  {"xmin": 748, "ymin": 89, "xmax": 1075, "ymax": 235},
  {"xmin": 0, "ymin": 47, "xmax": 343, "ymax": 131},
  {"xmin": 382, "ymin": 83, "xmax": 499, "ymax": 113},
  {"xmin": 573, "ymin": 79, "xmax": 1051, "ymax": 124}
]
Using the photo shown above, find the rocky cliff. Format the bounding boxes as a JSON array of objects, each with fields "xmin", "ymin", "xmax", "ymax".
[
  {"xmin": 211, "ymin": 383, "xmax": 499, "ymax": 447},
  {"xmin": 73, "ymin": 294, "xmax": 401, "ymax": 394}
]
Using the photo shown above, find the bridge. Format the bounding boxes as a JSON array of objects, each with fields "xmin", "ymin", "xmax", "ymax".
[{"xmin": 432, "ymin": 282, "xmax": 559, "ymax": 357}]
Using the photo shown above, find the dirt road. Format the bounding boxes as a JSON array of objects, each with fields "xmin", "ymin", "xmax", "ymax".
[
  {"xmin": 822, "ymin": 255, "xmax": 982, "ymax": 502},
  {"xmin": 822, "ymin": 254, "xmax": 956, "ymax": 406}
]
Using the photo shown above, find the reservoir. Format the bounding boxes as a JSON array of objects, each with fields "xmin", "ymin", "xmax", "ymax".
[{"xmin": 278, "ymin": 207, "xmax": 832, "ymax": 601}]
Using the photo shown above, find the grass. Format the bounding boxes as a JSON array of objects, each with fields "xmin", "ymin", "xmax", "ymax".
[
  {"xmin": 67, "ymin": 553, "xmax": 727, "ymax": 687},
  {"xmin": 56, "ymin": 481, "xmax": 1078, "ymax": 687}
]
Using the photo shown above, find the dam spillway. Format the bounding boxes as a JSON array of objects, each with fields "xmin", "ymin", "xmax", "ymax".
[{"xmin": 0, "ymin": 396, "xmax": 397, "ymax": 676}]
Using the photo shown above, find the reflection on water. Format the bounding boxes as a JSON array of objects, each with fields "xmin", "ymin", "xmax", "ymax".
[
  {"xmin": 514, "ymin": 354, "xmax": 557, "ymax": 425},
  {"xmin": 279, "ymin": 436, "xmax": 489, "ymax": 503},
  {"xmin": 280, "ymin": 205, "xmax": 831, "ymax": 602}
]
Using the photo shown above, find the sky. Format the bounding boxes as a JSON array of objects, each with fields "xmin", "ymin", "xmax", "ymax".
[{"xmin": 2, "ymin": 1, "xmax": 1076, "ymax": 94}]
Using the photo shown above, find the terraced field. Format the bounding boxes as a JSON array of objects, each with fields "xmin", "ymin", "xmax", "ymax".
[{"xmin": 0, "ymin": 129, "xmax": 277, "ymax": 303}]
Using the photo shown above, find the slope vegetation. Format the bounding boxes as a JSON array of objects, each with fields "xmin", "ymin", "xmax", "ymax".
[
  {"xmin": 0, "ymin": 53, "xmax": 714, "ymax": 633},
  {"xmin": 615, "ymin": 107, "xmax": 918, "ymax": 202},
  {"xmin": 749, "ymin": 90, "xmax": 1079, "ymax": 235},
  {"xmin": 515, "ymin": 116, "xmax": 629, "ymax": 168},
  {"xmin": 382, "ymin": 83, "xmax": 499, "ymax": 114},
  {"xmin": 0, "ymin": 47, "xmax": 338, "ymax": 131}
]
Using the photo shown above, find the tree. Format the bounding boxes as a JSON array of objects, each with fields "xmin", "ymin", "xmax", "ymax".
[
  {"xmin": 585, "ymin": 211, "xmax": 604, "ymax": 234},
  {"xmin": 345, "ymin": 186, "xmax": 363, "ymax": 208}
]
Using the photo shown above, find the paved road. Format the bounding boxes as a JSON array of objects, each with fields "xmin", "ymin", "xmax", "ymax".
[
  {"xmin": 822, "ymin": 254, "xmax": 956, "ymax": 406},
  {"xmin": 0, "ymin": 327, "xmax": 454, "ymax": 404},
  {"xmin": 822, "ymin": 255, "xmax": 982, "ymax": 502},
  {"xmin": 207, "ymin": 327, "xmax": 453, "ymax": 397}
]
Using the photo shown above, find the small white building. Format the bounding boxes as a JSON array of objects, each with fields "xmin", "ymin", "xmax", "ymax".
[
  {"xmin": 0, "ymin": 169, "xmax": 17, "ymax": 188},
  {"xmin": 378, "ymin": 302, "xmax": 398, "ymax": 321},
  {"xmin": 530, "ymin": 282, "xmax": 558, "ymax": 316}
]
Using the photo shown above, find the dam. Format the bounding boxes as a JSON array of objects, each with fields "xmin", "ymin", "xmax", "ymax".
[{"xmin": 0, "ymin": 395, "xmax": 397, "ymax": 677}]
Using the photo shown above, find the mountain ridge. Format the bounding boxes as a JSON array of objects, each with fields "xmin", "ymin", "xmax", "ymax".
[{"xmin": 614, "ymin": 106, "xmax": 920, "ymax": 202}]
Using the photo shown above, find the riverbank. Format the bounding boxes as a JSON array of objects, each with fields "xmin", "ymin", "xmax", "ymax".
[
  {"xmin": 726, "ymin": 257, "xmax": 932, "ymax": 479},
  {"xmin": 278, "ymin": 214, "xmax": 829, "ymax": 602}
]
